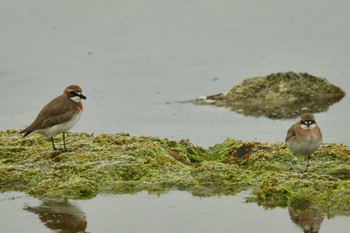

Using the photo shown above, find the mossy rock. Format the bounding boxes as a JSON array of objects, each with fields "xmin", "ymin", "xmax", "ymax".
[
  {"xmin": 192, "ymin": 72, "xmax": 345, "ymax": 119},
  {"xmin": 1, "ymin": 130, "xmax": 350, "ymax": 218}
]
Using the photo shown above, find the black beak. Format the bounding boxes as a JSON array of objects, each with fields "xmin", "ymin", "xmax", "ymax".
[{"xmin": 79, "ymin": 94, "xmax": 87, "ymax": 100}]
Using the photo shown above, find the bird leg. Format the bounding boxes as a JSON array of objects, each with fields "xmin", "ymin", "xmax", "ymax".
[
  {"xmin": 62, "ymin": 132, "xmax": 67, "ymax": 152},
  {"xmin": 51, "ymin": 137, "xmax": 57, "ymax": 150},
  {"xmin": 305, "ymin": 155, "xmax": 311, "ymax": 172}
]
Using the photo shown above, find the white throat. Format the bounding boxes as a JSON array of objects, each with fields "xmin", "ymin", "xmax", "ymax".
[
  {"xmin": 300, "ymin": 123, "xmax": 316, "ymax": 130},
  {"xmin": 70, "ymin": 96, "xmax": 82, "ymax": 103}
]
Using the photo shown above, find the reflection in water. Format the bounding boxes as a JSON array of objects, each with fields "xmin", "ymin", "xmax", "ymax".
[
  {"xmin": 192, "ymin": 91, "xmax": 344, "ymax": 119},
  {"xmin": 24, "ymin": 201, "xmax": 87, "ymax": 233},
  {"xmin": 289, "ymin": 206, "xmax": 324, "ymax": 233},
  {"xmin": 219, "ymin": 96, "xmax": 344, "ymax": 119}
]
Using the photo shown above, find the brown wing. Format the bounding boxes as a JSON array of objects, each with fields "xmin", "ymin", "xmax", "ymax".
[
  {"xmin": 285, "ymin": 123, "xmax": 297, "ymax": 142},
  {"xmin": 21, "ymin": 95, "xmax": 79, "ymax": 136}
]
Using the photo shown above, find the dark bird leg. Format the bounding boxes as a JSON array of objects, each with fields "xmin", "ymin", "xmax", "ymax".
[
  {"xmin": 51, "ymin": 137, "xmax": 57, "ymax": 150},
  {"xmin": 63, "ymin": 132, "xmax": 67, "ymax": 152},
  {"xmin": 305, "ymin": 155, "xmax": 311, "ymax": 172}
]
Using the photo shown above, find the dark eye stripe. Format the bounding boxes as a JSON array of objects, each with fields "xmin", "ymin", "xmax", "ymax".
[{"xmin": 301, "ymin": 120, "xmax": 315, "ymax": 125}]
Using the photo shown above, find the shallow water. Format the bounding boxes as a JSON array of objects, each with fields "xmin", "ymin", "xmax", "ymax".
[
  {"xmin": 1, "ymin": 191, "xmax": 349, "ymax": 233},
  {"xmin": 0, "ymin": 0, "xmax": 349, "ymax": 148},
  {"xmin": 1, "ymin": 0, "xmax": 350, "ymax": 232}
]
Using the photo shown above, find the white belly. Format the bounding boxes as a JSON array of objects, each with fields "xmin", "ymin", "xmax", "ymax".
[
  {"xmin": 287, "ymin": 139, "xmax": 322, "ymax": 156},
  {"xmin": 35, "ymin": 113, "xmax": 81, "ymax": 138}
]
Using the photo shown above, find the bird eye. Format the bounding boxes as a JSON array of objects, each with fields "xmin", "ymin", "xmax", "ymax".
[
  {"xmin": 304, "ymin": 120, "xmax": 315, "ymax": 125},
  {"xmin": 72, "ymin": 91, "xmax": 81, "ymax": 95}
]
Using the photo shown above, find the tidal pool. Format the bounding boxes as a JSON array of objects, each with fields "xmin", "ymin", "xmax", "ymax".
[{"xmin": 1, "ymin": 191, "xmax": 349, "ymax": 233}]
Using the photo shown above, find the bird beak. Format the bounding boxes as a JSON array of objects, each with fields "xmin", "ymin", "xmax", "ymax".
[{"xmin": 79, "ymin": 94, "xmax": 87, "ymax": 100}]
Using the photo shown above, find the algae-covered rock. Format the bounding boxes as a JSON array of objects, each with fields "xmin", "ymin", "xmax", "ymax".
[
  {"xmin": 1, "ymin": 130, "xmax": 350, "ymax": 218},
  {"xmin": 192, "ymin": 72, "xmax": 345, "ymax": 119}
]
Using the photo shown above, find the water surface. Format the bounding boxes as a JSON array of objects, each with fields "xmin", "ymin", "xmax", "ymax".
[
  {"xmin": 0, "ymin": 0, "xmax": 349, "ymax": 147},
  {"xmin": 1, "ymin": 191, "xmax": 349, "ymax": 233}
]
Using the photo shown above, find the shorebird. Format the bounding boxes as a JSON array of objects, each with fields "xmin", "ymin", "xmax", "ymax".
[
  {"xmin": 285, "ymin": 113, "xmax": 322, "ymax": 170},
  {"xmin": 20, "ymin": 85, "xmax": 86, "ymax": 152}
]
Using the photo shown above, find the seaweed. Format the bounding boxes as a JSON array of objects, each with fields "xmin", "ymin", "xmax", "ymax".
[{"xmin": 1, "ymin": 130, "xmax": 350, "ymax": 218}]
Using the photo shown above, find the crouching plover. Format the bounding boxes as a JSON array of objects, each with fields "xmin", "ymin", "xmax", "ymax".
[
  {"xmin": 20, "ymin": 85, "xmax": 86, "ymax": 152},
  {"xmin": 285, "ymin": 113, "xmax": 322, "ymax": 171}
]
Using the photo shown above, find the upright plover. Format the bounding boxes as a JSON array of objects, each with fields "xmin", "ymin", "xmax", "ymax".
[
  {"xmin": 20, "ymin": 85, "xmax": 86, "ymax": 152},
  {"xmin": 285, "ymin": 113, "xmax": 322, "ymax": 170}
]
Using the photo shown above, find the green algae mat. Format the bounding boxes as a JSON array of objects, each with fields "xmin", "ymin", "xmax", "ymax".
[{"xmin": 1, "ymin": 130, "xmax": 350, "ymax": 216}]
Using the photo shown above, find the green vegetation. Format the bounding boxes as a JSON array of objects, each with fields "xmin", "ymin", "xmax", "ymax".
[{"xmin": 1, "ymin": 130, "xmax": 350, "ymax": 217}]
